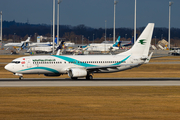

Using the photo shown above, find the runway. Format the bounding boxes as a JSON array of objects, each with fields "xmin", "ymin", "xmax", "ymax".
[{"xmin": 1, "ymin": 78, "xmax": 180, "ymax": 87}]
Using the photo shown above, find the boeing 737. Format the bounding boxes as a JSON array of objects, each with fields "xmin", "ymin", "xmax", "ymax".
[{"xmin": 4, "ymin": 23, "xmax": 154, "ymax": 80}]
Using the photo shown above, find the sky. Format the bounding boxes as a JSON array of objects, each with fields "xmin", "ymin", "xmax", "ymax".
[{"xmin": 0, "ymin": 0, "xmax": 180, "ymax": 28}]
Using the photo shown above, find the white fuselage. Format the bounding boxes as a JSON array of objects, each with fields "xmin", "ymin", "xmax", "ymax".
[
  {"xmin": 4, "ymin": 54, "xmax": 143, "ymax": 75},
  {"xmin": 85, "ymin": 44, "xmax": 119, "ymax": 52},
  {"xmin": 29, "ymin": 46, "xmax": 53, "ymax": 53},
  {"xmin": 29, "ymin": 42, "xmax": 52, "ymax": 47}
]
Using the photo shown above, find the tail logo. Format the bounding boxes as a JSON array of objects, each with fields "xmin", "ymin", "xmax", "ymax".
[{"xmin": 138, "ymin": 39, "xmax": 146, "ymax": 45}]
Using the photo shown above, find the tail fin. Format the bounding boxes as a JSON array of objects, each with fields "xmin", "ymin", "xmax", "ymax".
[
  {"xmin": 119, "ymin": 23, "xmax": 154, "ymax": 57},
  {"xmin": 128, "ymin": 37, "xmax": 134, "ymax": 46},
  {"xmin": 21, "ymin": 43, "xmax": 25, "ymax": 49},
  {"xmin": 56, "ymin": 41, "xmax": 65, "ymax": 55},
  {"xmin": 113, "ymin": 36, "xmax": 121, "ymax": 47},
  {"xmin": 25, "ymin": 37, "xmax": 31, "ymax": 42},
  {"xmin": 56, "ymin": 41, "xmax": 65, "ymax": 51},
  {"xmin": 131, "ymin": 36, "xmax": 135, "ymax": 45},
  {"xmin": 55, "ymin": 37, "xmax": 57, "ymax": 44},
  {"xmin": 21, "ymin": 37, "xmax": 30, "ymax": 49}
]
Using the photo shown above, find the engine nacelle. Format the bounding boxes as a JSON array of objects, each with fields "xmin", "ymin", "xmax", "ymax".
[
  {"xmin": 68, "ymin": 68, "xmax": 87, "ymax": 78},
  {"xmin": 44, "ymin": 74, "xmax": 61, "ymax": 76}
]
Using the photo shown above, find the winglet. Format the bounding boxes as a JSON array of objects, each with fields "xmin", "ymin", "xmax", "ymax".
[{"xmin": 144, "ymin": 52, "xmax": 153, "ymax": 64}]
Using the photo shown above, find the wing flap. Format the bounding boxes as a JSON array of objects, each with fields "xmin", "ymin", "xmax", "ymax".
[{"xmin": 86, "ymin": 63, "xmax": 140, "ymax": 70}]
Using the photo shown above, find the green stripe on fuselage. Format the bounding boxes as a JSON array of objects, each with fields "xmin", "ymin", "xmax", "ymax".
[
  {"xmin": 52, "ymin": 55, "xmax": 131, "ymax": 67},
  {"xmin": 18, "ymin": 55, "xmax": 131, "ymax": 73},
  {"xmin": 112, "ymin": 55, "xmax": 131, "ymax": 65},
  {"xmin": 52, "ymin": 55, "xmax": 98, "ymax": 67},
  {"xmin": 18, "ymin": 67, "xmax": 59, "ymax": 74}
]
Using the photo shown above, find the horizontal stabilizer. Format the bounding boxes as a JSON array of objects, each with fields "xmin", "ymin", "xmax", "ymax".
[{"xmin": 144, "ymin": 52, "xmax": 153, "ymax": 64}]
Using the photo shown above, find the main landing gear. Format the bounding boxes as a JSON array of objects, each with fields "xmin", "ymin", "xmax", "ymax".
[
  {"xmin": 86, "ymin": 75, "xmax": 93, "ymax": 80},
  {"xmin": 19, "ymin": 76, "xmax": 23, "ymax": 80},
  {"xmin": 70, "ymin": 75, "xmax": 93, "ymax": 80}
]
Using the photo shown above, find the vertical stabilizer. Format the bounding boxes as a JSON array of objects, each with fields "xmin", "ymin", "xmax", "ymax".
[
  {"xmin": 25, "ymin": 37, "xmax": 31, "ymax": 42},
  {"xmin": 113, "ymin": 36, "xmax": 121, "ymax": 47},
  {"xmin": 119, "ymin": 23, "xmax": 154, "ymax": 57}
]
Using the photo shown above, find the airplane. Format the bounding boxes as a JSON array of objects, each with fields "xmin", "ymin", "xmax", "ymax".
[
  {"xmin": 28, "ymin": 37, "xmax": 59, "ymax": 53},
  {"xmin": 4, "ymin": 37, "xmax": 31, "ymax": 50},
  {"xmin": 29, "ymin": 37, "xmax": 59, "ymax": 47},
  {"xmin": 4, "ymin": 23, "xmax": 154, "ymax": 80},
  {"xmin": 84, "ymin": 36, "xmax": 121, "ymax": 52},
  {"xmin": 64, "ymin": 37, "xmax": 121, "ymax": 54},
  {"xmin": 29, "ymin": 42, "xmax": 52, "ymax": 47}
]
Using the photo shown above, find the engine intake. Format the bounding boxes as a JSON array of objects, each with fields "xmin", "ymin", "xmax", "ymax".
[{"xmin": 68, "ymin": 68, "xmax": 87, "ymax": 78}]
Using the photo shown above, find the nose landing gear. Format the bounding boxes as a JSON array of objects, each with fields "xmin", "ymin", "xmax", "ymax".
[{"xmin": 13, "ymin": 73, "xmax": 23, "ymax": 80}]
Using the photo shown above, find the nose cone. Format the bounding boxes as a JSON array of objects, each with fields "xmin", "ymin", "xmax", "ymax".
[{"xmin": 4, "ymin": 64, "xmax": 12, "ymax": 72}]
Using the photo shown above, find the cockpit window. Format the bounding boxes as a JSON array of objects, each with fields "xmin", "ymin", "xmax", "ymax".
[{"xmin": 11, "ymin": 61, "xmax": 20, "ymax": 64}]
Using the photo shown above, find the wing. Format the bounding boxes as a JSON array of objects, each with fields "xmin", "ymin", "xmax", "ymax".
[
  {"xmin": 86, "ymin": 63, "xmax": 141, "ymax": 72},
  {"xmin": 65, "ymin": 63, "xmax": 141, "ymax": 73}
]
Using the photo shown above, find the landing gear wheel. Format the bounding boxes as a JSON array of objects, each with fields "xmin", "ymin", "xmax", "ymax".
[
  {"xmin": 86, "ymin": 75, "xmax": 93, "ymax": 80},
  {"xmin": 19, "ymin": 76, "xmax": 23, "ymax": 80},
  {"xmin": 71, "ymin": 77, "xmax": 78, "ymax": 80}
]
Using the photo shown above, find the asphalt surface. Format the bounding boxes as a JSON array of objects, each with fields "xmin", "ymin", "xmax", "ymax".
[{"xmin": 1, "ymin": 78, "xmax": 180, "ymax": 87}]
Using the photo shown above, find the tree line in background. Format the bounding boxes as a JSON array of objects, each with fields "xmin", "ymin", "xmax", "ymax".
[{"xmin": 2, "ymin": 20, "xmax": 180, "ymax": 46}]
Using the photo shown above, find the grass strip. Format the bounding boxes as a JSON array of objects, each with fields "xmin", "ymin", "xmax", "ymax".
[{"xmin": 0, "ymin": 86, "xmax": 180, "ymax": 120}]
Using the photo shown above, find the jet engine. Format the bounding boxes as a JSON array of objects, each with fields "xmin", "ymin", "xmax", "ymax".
[{"xmin": 68, "ymin": 68, "xmax": 87, "ymax": 78}]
